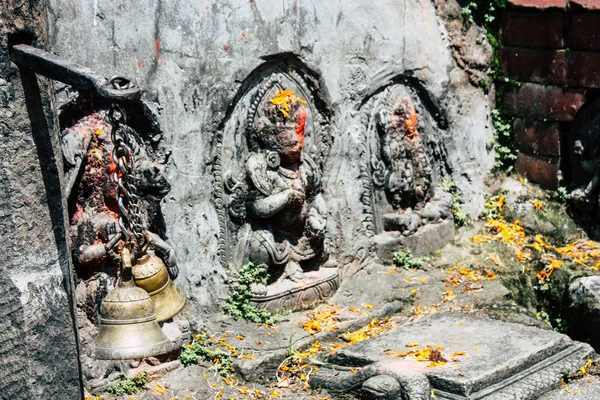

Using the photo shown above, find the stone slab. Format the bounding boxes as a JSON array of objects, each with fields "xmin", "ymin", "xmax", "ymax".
[
  {"xmin": 374, "ymin": 219, "xmax": 455, "ymax": 260},
  {"xmin": 315, "ymin": 312, "xmax": 593, "ymax": 399}
]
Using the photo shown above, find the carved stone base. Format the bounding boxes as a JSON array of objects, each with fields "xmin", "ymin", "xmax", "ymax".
[
  {"xmin": 250, "ymin": 268, "xmax": 339, "ymax": 313},
  {"xmin": 160, "ymin": 313, "xmax": 191, "ymax": 349},
  {"xmin": 373, "ymin": 219, "xmax": 455, "ymax": 259},
  {"xmin": 311, "ymin": 312, "xmax": 594, "ymax": 400}
]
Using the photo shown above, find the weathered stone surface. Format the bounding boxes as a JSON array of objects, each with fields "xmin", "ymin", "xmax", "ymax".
[
  {"xmin": 515, "ymin": 152, "xmax": 560, "ymax": 189},
  {"xmin": 540, "ymin": 375, "xmax": 600, "ymax": 399},
  {"xmin": 568, "ymin": 276, "xmax": 600, "ymax": 351},
  {"xmin": 315, "ymin": 312, "xmax": 594, "ymax": 399},
  {"xmin": 501, "ymin": 11, "xmax": 565, "ymax": 48},
  {"xmin": 571, "ymin": 0, "xmax": 600, "ymax": 9},
  {"xmin": 47, "ymin": 0, "xmax": 494, "ymax": 319},
  {"xmin": 361, "ymin": 375, "xmax": 401, "ymax": 399},
  {"xmin": 0, "ymin": 1, "xmax": 82, "ymax": 398},
  {"xmin": 567, "ymin": 51, "xmax": 600, "ymax": 88},
  {"xmin": 501, "ymin": 83, "xmax": 586, "ymax": 122},
  {"xmin": 507, "ymin": 0, "xmax": 568, "ymax": 8},
  {"xmin": 514, "ymin": 118, "xmax": 561, "ymax": 157},
  {"xmin": 374, "ymin": 220, "xmax": 455, "ymax": 260},
  {"xmin": 569, "ymin": 13, "xmax": 600, "ymax": 50}
]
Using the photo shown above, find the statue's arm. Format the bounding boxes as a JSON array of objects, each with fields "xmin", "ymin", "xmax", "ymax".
[
  {"xmin": 585, "ymin": 172, "xmax": 600, "ymax": 196},
  {"xmin": 249, "ymin": 189, "xmax": 296, "ymax": 218}
]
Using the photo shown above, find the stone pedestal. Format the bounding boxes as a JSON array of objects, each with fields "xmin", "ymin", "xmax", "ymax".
[{"xmin": 373, "ymin": 220, "xmax": 455, "ymax": 259}]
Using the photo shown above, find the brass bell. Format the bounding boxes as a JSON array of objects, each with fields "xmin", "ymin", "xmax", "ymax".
[
  {"xmin": 132, "ymin": 237, "xmax": 186, "ymax": 322},
  {"xmin": 93, "ymin": 247, "xmax": 172, "ymax": 360}
]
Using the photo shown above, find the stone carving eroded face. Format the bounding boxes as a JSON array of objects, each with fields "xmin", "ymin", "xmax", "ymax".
[
  {"xmin": 359, "ymin": 83, "xmax": 454, "ymax": 257},
  {"xmin": 376, "ymin": 95, "xmax": 433, "ymax": 210}
]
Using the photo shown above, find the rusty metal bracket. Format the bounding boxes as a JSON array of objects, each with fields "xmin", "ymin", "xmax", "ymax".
[{"xmin": 10, "ymin": 44, "xmax": 140, "ymax": 103}]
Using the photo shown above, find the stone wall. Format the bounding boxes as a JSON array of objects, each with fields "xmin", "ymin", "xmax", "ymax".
[
  {"xmin": 499, "ymin": 0, "xmax": 599, "ymax": 189},
  {"xmin": 45, "ymin": 0, "xmax": 495, "ymax": 317},
  {"xmin": 0, "ymin": 1, "xmax": 82, "ymax": 399}
]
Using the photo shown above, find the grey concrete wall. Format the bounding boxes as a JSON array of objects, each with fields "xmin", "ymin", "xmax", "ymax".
[
  {"xmin": 0, "ymin": 1, "xmax": 82, "ymax": 399},
  {"xmin": 47, "ymin": 0, "xmax": 494, "ymax": 314}
]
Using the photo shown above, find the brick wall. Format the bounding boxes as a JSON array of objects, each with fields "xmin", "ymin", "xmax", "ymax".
[{"xmin": 499, "ymin": 0, "xmax": 600, "ymax": 188}]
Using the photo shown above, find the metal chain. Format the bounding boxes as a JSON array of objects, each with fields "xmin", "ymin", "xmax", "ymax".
[{"xmin": 108, "ymin": 80, "xmax": 147, "ymax": 251}]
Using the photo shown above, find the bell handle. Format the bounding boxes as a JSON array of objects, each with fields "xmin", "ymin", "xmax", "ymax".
[
  {"xmin": 119, "ymin": 246, "xmax": 135, "ymax": 285},
  {"xmin": 140, "ymin": 230, "xmax": 153, "ymax": 255}
]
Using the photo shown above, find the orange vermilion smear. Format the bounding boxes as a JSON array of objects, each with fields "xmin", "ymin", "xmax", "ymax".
[
  {"xmin": 296, "ymin": 106, "xmax": 306, "ymax": 147},
  {"xmin": 404, "ymin": 98, "xmax": 418, "ymax": 139}
]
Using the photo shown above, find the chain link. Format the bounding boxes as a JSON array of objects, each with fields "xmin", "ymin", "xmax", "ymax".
[{"xmin": 108, "ymin": 95, "xmax": 147, "ymax": 252}]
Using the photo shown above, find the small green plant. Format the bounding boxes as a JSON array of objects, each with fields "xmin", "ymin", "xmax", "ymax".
[
  {"xmin": 106, "ymin": 372, "xmax": 147, "ymax": 395},
  {"xmin": 442, "ymin": 178, "xmax": 468, "ymax": 227},
  {"xmin": 556, "ymin": 186, "xmax": 572, "ymax": 203},
  {"xmin": 392, "ymin": 249, "xmax": 428, "ymax": 270},
  {"xmin": 491, "ymin": 109, "xmax": 517, "ymax": 171},
  {"xmin": 180, "ymin": 331, "xmax": 234, "ymax": 374},
  {"xmin": 223, "ymin": 263, "xmax": 276, "ymax": 325},
  {"xmin": 461, "ymin": 2, "xmax": 477, "ymax": 26}
]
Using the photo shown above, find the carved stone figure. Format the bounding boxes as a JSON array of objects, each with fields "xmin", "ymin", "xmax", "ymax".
[
  {"xmin": 244, "ymin": 91, "xmax": 333, "ymax": 288},
  {"xmin": 359, "ymin": 83, "xmax": 454, "ymax": 257},
  {"xmin": 216, "ymin": 67, "xmax": 338, "ymax": 311},
  {"xmin": 568, "ymin": 98, "xmax": 600, "ymax": 213}
]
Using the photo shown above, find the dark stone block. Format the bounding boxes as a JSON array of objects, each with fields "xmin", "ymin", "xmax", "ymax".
[
  {"xmin": 500, "ymin": 46, "xmax": 568, "ymax": 86},
  {"xmin": 501, "ymin": 83, "xmax": 586, "ymax": 121},
  {"xmin": 515, "ymin": 152, "xmax": 560, "ymax": 189},
  {"xmin": 501, "ymin": 11, "xmax": 564, "ymax": 48},
  {"xmin": 568, "ymin": 13, "xmax": 600, "ymax": 50},
  {"xmin": 514, "ymin": 118, "xmax": 561, "ymax": 157},
  {"xmin": 567, "ymin": 51, "xmax": 600, "ymax": 88}
]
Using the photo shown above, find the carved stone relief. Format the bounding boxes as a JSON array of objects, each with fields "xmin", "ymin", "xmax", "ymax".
[
  {"xmin": 568, "ymin": 98, "xmax": 600, "ymax": 214},
  {"xmin": 215, "ymin": 64, "xmax": 338, "ymax": 312},
  {"xmin": 358, "ymin": 82, "xmax": 454, "ymax": 257},
  {"xmin": 61, "ymin": 104, "xmax": 188, "ymax": 388}
]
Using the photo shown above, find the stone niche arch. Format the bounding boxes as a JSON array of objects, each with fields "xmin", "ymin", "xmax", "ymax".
[{"xmin": 213, "ymin": 55, "xmax": 339, "ymax": 312}]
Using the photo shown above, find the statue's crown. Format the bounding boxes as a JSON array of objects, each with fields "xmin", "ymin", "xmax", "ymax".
[{"xmin": 268, "ymin": 90, "xmax": 307, "ymax": 118}]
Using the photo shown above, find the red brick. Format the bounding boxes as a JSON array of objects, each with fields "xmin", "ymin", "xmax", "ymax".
[
  {"xmin": 500, "ymin": 47, "xmax": 567, "ymax": 85},
  {"xmin": 569, "ymin": 13, "xmax": 600, "ymax": 50},
  {"xmin": 501, "ymin": 83, "xmax": 586, "ymax": 121},
  {"xmin": 501, "ymin": 11, "xmax": 564, "ymax": 48},
  {"xmin": 514, "ymin": 118, "xmax": 561, "ymax": 156},
  {"xmin": 508, "ymin": 0, "xmax": 568, "ymax": 8},
  {"xmin": 515, "ymin": 152, "xmax": 560, "ymax": 189},
  {"xmin": 566, "ymin": 51, "xmax": 600, "ymax": 88},
  {"xmin": 571, "ymin": 0, "xmax": 600, "ymax": 10}
]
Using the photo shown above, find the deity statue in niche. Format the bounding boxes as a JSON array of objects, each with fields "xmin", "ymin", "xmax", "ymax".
[
  {"xmin": 219, "ymin": 70, "xmax": 338, "ymax": 311},
  {"xmin": 244, "ymin": 90, "xmax": 334, "ymax": 292},
  {"xmin": 365, "ymin": 83, "xmax": 452, "ymax": 242}
]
